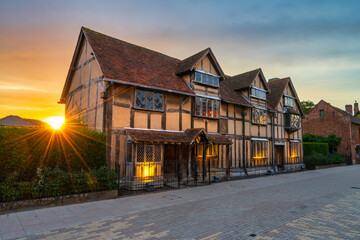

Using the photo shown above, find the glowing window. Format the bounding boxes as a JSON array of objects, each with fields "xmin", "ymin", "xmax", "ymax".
[{"xmin": 252, "ymin": 108, "xmax": 267, "ymax": 124}]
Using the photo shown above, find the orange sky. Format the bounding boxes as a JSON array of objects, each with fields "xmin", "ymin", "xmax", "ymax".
[{"xmin": 0, "ymin": 1, "xmax": 359, "ymax": 121}]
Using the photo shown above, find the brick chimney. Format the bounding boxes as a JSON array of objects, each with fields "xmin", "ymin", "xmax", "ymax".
[
  {"xmin": 354, "ymin": 101, "xmax": 359, "ymax": 115},
  {"xmin": 345, "ymin": 104, "xmax": 353, "ymax": 115}
]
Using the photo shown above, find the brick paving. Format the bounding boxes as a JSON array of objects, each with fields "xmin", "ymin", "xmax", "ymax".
[{"xmin": 1, "ymin": 165, "xmax": 360, "ymax": 240}]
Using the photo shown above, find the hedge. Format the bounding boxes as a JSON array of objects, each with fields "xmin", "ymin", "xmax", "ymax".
[
  {"xmin": 0, "ymin": 125, "xmax": 107, "ymax": 181},
  {"xmin": 303, "ymin": 142, "xmax": 329, "ymax": 157},
  {"xmin": 303, "ymin": 153, "xmax": 346, "ymax": 170},
  {"xmin": 0, "ymin": 166, "xmax": 117, "ymax": 202}
]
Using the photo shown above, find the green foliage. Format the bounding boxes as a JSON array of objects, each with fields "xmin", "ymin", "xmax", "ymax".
[
  {"xmin": 303, "ymin": 134, "xmax": 342, "ymax": 154},
  {"xmin": 304, "ymin": 153, "xmax": 345, "ymax": 170},
  {"xmin": 301, "ymin": 100, "xmax": 315, "ymax": 114},
  {"xmin": 303, "ymin": 142, "xmax": 329, "ymax": 157},
  {"xmin": 0, "ymin": 166, "xmax": 117, "ymax": 202},
  {"xmin": 0, "ymin": 125, "xmax": 106, "ymax": 181}
]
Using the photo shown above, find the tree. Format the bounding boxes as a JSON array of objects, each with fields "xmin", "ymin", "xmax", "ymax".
[{"xmin": 301, "ymin": 100, "xmax": 315, "ymax": 114}]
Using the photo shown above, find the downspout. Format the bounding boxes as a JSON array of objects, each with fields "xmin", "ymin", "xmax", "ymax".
[
  {"xmin": 271, "ymin": 114, "xmax": 276, "ymax": 172},
  {"xmin": 242, "ymin": 110, "xmax": 248, "ymax": 176}
]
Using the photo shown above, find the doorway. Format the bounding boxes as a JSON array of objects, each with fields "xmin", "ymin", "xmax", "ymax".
[{"xmin": 275, "ymin": 145, "xmax": 284, "ymax": 170}]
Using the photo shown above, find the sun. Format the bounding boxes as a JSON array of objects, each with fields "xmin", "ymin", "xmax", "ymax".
[{"xmin": 44, "ymin": 116, "xmax": 65, "ymax": 130}]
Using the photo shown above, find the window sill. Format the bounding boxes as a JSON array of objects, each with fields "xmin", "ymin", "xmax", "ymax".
[
  {"xmin": 133, "ymin": 107, "xmax": 164, "ymax": 113},
  {"xmin": 193, "ymin": 80, "xmax": 219, "ymax": 88},
  {"xmin": 193, "ymin": 115, "xmax": 220, "ymax": 120}
]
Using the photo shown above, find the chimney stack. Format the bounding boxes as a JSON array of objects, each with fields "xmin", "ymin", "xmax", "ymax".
[
  {"xmin": 345, "ymin": 104, "xmax": 353, "ymax": 115},
  {"xmin": 354, "ymin": 101, "xmax": 359, "ymax": 115}
]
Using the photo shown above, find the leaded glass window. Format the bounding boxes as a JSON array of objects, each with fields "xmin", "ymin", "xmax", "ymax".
[
  {"xmin": 252, "ymin": 108, "xmax": 267, "ymax": 124},
  {"xmin": 284, "ymin": 96, "xmax": 293, "ymax": 107},
  {"xmin": 154, "ymin": 93, "xmax": 163, "ymax": 110},
  {"xmin": 194, "ymin": 97, "xmax": 220, "ymax": 118},
  {"xmin": 194, "ymin": 72, "xmax": 220, "ymax": 87},
  {"xmin": 251, "ymin": 87, "xmax": 266, "ymax": 99},
  {"xmin": 136, "ymin": 144, "xmax": 162, "ymax": 163},
  {"xmin": 135, "ymin": 89, "xmax": 145, "ymax": 108},
  {"xmin": 136, "ymin": 89, "xmax": 163, "ymax": 111}
]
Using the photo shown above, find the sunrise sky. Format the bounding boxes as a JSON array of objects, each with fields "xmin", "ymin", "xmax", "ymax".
[{"xmin": 0, "ymin": 0, "xmax": 359, "ymax": 121}]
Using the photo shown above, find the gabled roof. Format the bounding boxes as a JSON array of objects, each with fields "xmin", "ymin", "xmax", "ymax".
[
  {"xmin": 60, "ymin": 27, "xmax": 196, "ymax": 103},
  {"xmin": 226, "ymin": 68, "xmax": 269, "ymax": 92},
  {"xmin": 175, "ymin": 48, "xmax": 225, "ymax": 78},
  {"xmin": 82, "ymin": 27, "xmax": 194, "ymax": 95},
  {"xmin": 350, "ymin": 115, "xmax": 360, "ymax": 125},
  {"xmin": 267, "ymin": 78, "xmax": 289, "ymax": 109},
  {"xmin": 267, "ymin": 77, "xmax": 304, "ymax": 116},
  {"xmin": 219, "ymin": 76, "xmax": 253, "ymax": 107}
]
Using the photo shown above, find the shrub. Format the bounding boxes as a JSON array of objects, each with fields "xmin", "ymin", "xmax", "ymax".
[
  {"xmin": 304, "ymin": 153, "xmax": 346, "ymax": 170},
  {"xmin": 0, "ymin": 125, "xmax": 106, "ymax": 181},
  {"xmin": 0, "ymin": 167, "xmax": 117, "ymax": 202},
  {"xmin": 303, "ymin": 142, "xmax": 329, "ymax": 157}
]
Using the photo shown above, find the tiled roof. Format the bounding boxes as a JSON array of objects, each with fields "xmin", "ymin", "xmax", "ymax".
[
  {"xmin": 226, "ymin": 69, "xmax": 261, "ymax": 90},
  {"xmin": 83, "ymin": 27, "xmax": 194, "ymax": 95},
  {"xmin": 219, "ymin": 77, "xmax": 253, "ymax": 107},
  {"xmin": 267, "ymin": 78, "xmax": 290, "ymax": 109},
  {"xmin": 125, "ymin": 128, "xmax": 232, "ymax": 144},
  {"xmin": 175, "ymin": 48, "xmax": 209, "ymax": 75}
]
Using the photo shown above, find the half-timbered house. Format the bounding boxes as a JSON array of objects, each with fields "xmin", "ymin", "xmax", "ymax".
[{"xmin": 60, "ymin": 27, "xmax": 305, "ymax": 189}]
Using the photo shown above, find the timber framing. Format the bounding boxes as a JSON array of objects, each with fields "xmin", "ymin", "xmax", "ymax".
[{"xmin": 59, "ymin": 27, "xmax": 305, "ymax": 189}]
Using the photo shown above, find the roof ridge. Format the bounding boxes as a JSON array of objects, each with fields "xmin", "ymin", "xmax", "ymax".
[{"xmin": 82, "ymin": 27, "xmax": 181, "ymax": 62}]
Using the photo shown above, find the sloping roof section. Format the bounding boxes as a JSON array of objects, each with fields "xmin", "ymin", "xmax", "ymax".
[
  {"xmin": 82, "ymin": 27, "xmax": 194, "ymax": 95},
  {"xmin": 267, "ymin": 77, "xmax": 305, "ymax": 116},
  {"xmin": 267, "ymin": 78, "xmax": 289, "ymax": 110},
  {"xmin": 219, "ymin": 77, "xmax": 253, "ymax": 107},
  {"xmin": 175, "ymin": 48, "xmax": 209, "ymax": 75},
  {"xmin": 125, "ymin": 128, "xmax": 231, "ymax": 145},
  {"xmin": 175, "ymin": 48, "xmax": 225, "ymax": 78},
  {"xmin": 226, "ymin": 68, "xmax": 269, "ymax": 91}
]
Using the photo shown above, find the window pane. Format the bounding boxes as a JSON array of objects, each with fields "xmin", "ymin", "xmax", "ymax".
[
  {"xmin": 195, "ymin": 72, "xmax": 201, "ymax": 82},
  {"xmin": 136, "ymin": 89, "xmax": 145, "ymax": 108},
  {"xmin": 145, "ymin": 145, "xmax": 153, "ymax": 162},
  {"xmin": 195, "ymin": 97, "xmax": 201, "ymax": 116},
  {"xmin": 208, "ymin": 100, "xmax": 214, "ymax": 117},
  {"xmin": 208, "ymin": 75, "xmax": 214, "ymax": 85},
  {"xmin": 146, "ymin": 91, "xmax": 154, "ymax": 109},
  {"xmin": 154, "ymin": 145, "xmax": 161, "ymax": 162},
  {"xmin": 202, "ymin": 74, "xmax": 208, "ymax": 84},
  {"xmin": 202, "ymin": 98, "xmax": 207, "ymax": 117},
  {"xmin": 136, "ymin": 144, "xmax": 144, "ymax": 162},
  {"xmin": 154, "ymin": 93, "xmax": 163, "ymax": 110},
  {"xmin": 214, "ymin": 101, "xmax": 219, "ymax": 118}
]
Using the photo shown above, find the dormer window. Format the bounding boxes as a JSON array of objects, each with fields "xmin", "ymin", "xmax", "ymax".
[
  {"xmin": 251, "ymin": 87, "xmax": 266, "ymax": 100},
  {"xmin": 194, "ymin": 71, "xmax": 219, "ymax": 87},
  {"xmin": 284, "ymin": 95, "xmax": 294, "ymax": 108}
]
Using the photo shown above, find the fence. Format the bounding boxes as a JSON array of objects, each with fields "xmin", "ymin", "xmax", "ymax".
[{"xmin": 114, "ymin": 160, "xmax": 305, "ymax": 195}]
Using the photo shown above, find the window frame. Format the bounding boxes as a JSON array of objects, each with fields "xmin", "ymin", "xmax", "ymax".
[
  {"xmin": 135, "ymin": 88, "xmax": 164, "ymax": 112},
  {"xmin": 284, "ymin": 95, "xmax": 294, "ymax": 108},
  {"xmin": 193, "ymin": 71, "xmax": 220, "ymax": 88},
  {"xmin": 136, "ymin": 143, "xmax": 162, "ymax": 163},
  {"xmin": 194, "ymin": 96, "xmax": 220, "ymax": 119},
  {"xmin": 250, "ymin": 86, "xmax": 267, "ymax": 100},
  {"xmin": 251, "ymin": 140, "xmax": 268, "ymax": 167},
  {"xmin": 251, "ymin": 108, "xmax": 268, "ymax": 125},
  {"xmin": 319, "ymin": 110, "xmax": 324, "ymax": 119}
]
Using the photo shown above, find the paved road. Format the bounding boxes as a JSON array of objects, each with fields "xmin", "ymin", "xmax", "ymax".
[{"xmin": 1, "ymin": 165, "xmax": 360, "ymax": 240}]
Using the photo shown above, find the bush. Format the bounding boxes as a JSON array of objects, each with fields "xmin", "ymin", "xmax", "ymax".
[
  {"xmin": 0, "ymin": 125, "xmax": 106, "ymax": 181},
  {"xmin": 303, "ymin": 142, "xmax": 329, "ymax": 157},
  {"xmin": 0, "ymin": 166, "xmax": 117, "ymax": 202},
  {"xmin": 304, "ymin": 153, "xmax": 346, "ymax": 170}
]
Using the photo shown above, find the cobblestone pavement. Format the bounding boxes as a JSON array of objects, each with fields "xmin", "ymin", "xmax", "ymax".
[{"xmin": 1, "ymin": 165, "xmax": 360, "ymax": 240}]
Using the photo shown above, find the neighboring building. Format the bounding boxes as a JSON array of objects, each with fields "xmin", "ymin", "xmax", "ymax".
[
  {"xmin": 59, "ymin": 27, "xmax": 305, "ymax": 189},
  {"xmin": 303, "ymin": 100, "xmax": 360, "ymax": 164},
  {"xmin": 0, "ymin": 115, "xmax": 47, "ymax": 127}
]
